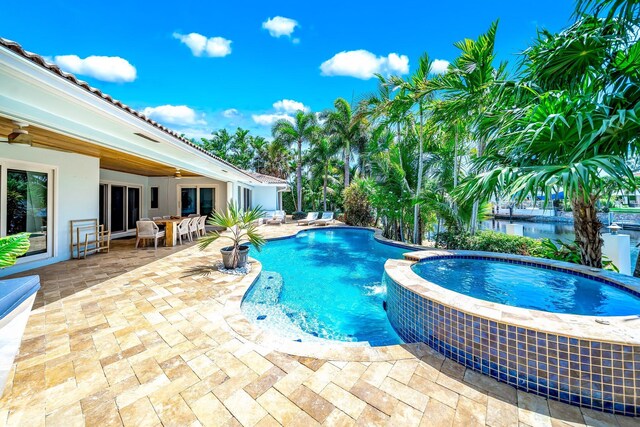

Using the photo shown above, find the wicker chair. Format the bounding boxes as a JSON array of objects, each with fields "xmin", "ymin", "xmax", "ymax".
[
  {"xmin": 176, "ymin": 218, "xmax": 192, "ymax": 244},
  {"xmin": 136, "ymin": 221, "xmax": 165, "ymax": 249}
]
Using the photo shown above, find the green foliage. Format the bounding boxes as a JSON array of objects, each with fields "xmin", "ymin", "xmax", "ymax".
[
  {"xmin": 282, "ymin": 192, "xmax": 296, "ymax": 214},
  {"xmin": 0, "ymin": 233, "xmax": 31, "ymax": 268},
  {"xmin": 437, "ymin": 230, "xmax": 544, "ymax": 257},
  {"xmin": 198, "ymin": 203, "xmax": 266, "ymax": 268},
  {"xmin": 342, "ymin": 180, "xmax": 374, "ymax": 227}
]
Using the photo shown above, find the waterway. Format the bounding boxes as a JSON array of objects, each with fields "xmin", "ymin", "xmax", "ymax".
[{"xmin": 480, "ymin": 219, "xmax": 640, "ymax": 267}]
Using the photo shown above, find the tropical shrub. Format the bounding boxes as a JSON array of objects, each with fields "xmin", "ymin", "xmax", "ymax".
[
  {"xmin": 0, "ymin": 233, "xmax": 31, "ymax": 268},
  {"xmin": 342, "ymin": 181, "xmax": 374, "ymax": 227},
  {"xmin": 436, "ymin": 230, "xmax": 543, "ymax": 257}
]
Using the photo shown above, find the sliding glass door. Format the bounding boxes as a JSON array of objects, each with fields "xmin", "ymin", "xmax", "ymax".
[
  {"xmin": 179, "ymin": 186, "xmax": 216, "ymax": 218},
  {"xmin": 1, "ymin": 163, "xmax": 54, "ymax": 261},
  {"xmin": 100, "ymin": 183, "xmax": 141, "ymax": 233}
]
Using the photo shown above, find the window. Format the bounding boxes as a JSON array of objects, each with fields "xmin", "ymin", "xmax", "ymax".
[
  {"xmin": 150, "ymin": 187, "xmax": 159, "ymax": 209},
  {"xmin": 1, "ymin": 163, "xmax": 54, "ymax": 260},
  {"xmin": 178, "ymin": 186, "xmax": 216, "ymax": 217},
  {"xmin": 243, "ymin": 188, "xmax": 252, "ymax": 210},
  {"xmin": 99, "ymin": 183, "xmax": 142, "ymax": 233},
  {"xmin": 236, "ymin": 186, "xmax": 252, "ymax": 211}
]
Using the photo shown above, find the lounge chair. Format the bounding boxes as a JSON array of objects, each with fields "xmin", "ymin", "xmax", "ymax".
[
  {"xmin": 297, "ymin": 212, "xmax": 318, "ymax": 226},
  {"xmin": 266, "ymin": 211, "xmax": 285, "ymax": 226},
  {"xmin": 314, "ymin": 212, "xmax": 334, "ymax": 226}
]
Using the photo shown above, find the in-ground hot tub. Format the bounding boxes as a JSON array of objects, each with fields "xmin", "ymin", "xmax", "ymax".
[
  {"xmin": 384, "ymin": 251, "xmax": 640, "ymax": 417},
  {"xmin": 0, "ymin": 275, "xmax": 40, "ymax": 395}
]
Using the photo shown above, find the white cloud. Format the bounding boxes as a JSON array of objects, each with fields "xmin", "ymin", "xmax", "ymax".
[
  {"xmin": 320, "ymin": 50, "xmax": 409, "ymax": 79},
  {"xmin": 262, "ymin": 16, "xmax": 299, "ymax": 38},
  {"xmin": 273, "ymin": 99, "xmax": 308, "ymax": 113},
  {"xmin": 142, "ymin": 105, "xmax": 205, "ymax": 126},
  {"xmin": 252, "ymin": 113, "xmax": 294, "ymax": 126},
  {"xmin": 430, "ymin": 59, "xmax": 450, "ymax": 74},
  {"xmin": 53, "ymin": 55, "xmax": 136, "ymax": 82},
  {"xmin": 223, "ymin": 108, "xmax": 240, "ymax": 118},
  {"xmin": 173, "ymin": 32, "xmax": 232, "ymax": 57}
]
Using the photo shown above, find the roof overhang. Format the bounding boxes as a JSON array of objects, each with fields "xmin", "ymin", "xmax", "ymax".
[{"xmin": 0, "ymin": 43, "xmax": 262, "ymax": 184}]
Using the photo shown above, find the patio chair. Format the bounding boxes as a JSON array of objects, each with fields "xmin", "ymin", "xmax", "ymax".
[
  {"xmin": 162, "ymin": 215, "xmax": 171, "ymax": 219},
  {"xmin": 266, "ymin": 211, "xmax": 285, "ymax": 226},
  {"xmin": 136, "ymin": 221, "xmax": 165, "ymax": 249},
  {"xmin": 297, "ymin": 212, "xmax": 318, "ymax": 226},
  {"xmin": 140, "ymin": 217, "xmax": 151, "ymax": 221},
  {"xmin": 314, "ymin": 212, "xmax": 334, "ymax": 226},
  {"xmin": 197, "ymin": 215, "xmax": 207, "ymax": 237},
  {"xmin": 187, "ymin": 213, "xmax": 198, "ymax": 218},
  {"xmin": 188, "ymin": 216, "xmax": 200, "ymax": 239},
  {"xmin": 276, "ymin": 210, "xmax": 286, "ymax": 223},
  {"xmin": 176, "ymin": 218, "xmax": 192, "ymax": 244}
]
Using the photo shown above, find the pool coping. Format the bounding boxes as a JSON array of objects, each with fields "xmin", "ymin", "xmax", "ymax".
[
  {"xmin": 385, "ymin": 250, "xmax": 640, "ymax": 345},
  {"xmin": 221, "ymin": 225, "xmax": 436, "ymax": 361}
]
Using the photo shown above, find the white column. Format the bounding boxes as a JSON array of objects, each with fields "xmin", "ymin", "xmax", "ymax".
[
  {"xmin": 602, "ymin": 233, "xmax": 631, "ymax": 275},
  {"xmin": 506, "ymin": 223, "xmax": 524, "ymax": 236},
  {"xmin": 226, "ymin": 181, "xmax": 234, "ymax": 211}
]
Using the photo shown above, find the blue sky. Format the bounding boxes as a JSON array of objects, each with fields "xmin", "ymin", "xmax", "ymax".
[{"xmin": 5, "ymin": 0, "xmax": 575, "ymax": 138}]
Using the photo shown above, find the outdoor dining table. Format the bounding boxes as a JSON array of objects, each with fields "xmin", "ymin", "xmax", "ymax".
[{"xmin": 153, "ymin": 218, "xmax": 183, "ymax": 247}]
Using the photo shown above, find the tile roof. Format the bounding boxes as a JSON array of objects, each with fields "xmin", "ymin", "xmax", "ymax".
[
  {"xmin": 0, "ymin": 37, "xmax": 280, "ymax": 183},
  {"xmin": 245, "ymin": 172, "xmax": 288, "ymax": 185}
]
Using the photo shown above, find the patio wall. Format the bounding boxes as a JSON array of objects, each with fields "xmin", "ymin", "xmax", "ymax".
[{"xmin": 1, "ymin": 144, "xmax": 99, "ymax": 277}]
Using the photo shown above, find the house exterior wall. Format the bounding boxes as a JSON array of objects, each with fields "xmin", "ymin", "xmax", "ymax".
[
  {"xmin": 253, "ymin": 186, "xmax": 278, "ymax": 211},
  {"xmin": 0, "ymin": 144, "xmax": 99, "ymax": 277}
]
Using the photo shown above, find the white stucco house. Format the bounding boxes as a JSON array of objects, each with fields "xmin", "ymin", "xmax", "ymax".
[{"xmin": 0, "ymin": 38, "xmax": 287, "ymax": 277}]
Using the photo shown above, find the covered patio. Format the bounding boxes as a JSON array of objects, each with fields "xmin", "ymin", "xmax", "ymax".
[{"xmin": 1, "ymin": 222, "xmax": 629, "ymax": 427}]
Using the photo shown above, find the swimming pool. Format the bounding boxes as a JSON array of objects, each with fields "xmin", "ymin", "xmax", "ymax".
[
  {"xmin": 412, "ymin": 257, "xmax": 640, "ymax": 316},
  {"xmin": 241, "ymin": 228, "xmax": 408, "ymax": 346}
]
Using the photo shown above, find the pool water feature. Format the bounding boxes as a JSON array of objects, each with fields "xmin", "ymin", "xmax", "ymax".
[
  {"xmin": 241, "ymin": 228, "xmax": 408, "ymax": 346},
  {"xmin": 412, "ymin": 257, "xmax": 640, "ymax": 316}
]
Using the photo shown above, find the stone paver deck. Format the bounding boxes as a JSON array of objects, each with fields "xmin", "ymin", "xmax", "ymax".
[{"xmin": 1, "ymin": 221, "xmax": 637, "ymax": 426}]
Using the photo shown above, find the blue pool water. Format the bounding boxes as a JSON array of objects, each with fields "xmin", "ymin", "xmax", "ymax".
[
  {"xmin": 412, "ymin": 258, "xmax": 640, "ymax": 316},
  {"xmin": 242, "ymin": 228, "xmax": 407, "ymax": 346}
]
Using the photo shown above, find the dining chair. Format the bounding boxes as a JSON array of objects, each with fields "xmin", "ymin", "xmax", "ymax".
[
  {"xmin": 176, "ymin": 218, "xmax": 192, "ymax": 245},
  {"xmin": 197, "ymin": 215, "xmax": 207, "ymax": 237},
  {"xmin": 136, "ymin": 221, "xmax": 165, "ymax": 249},
  {"xmin": 188, "ymin": 217, "xmax": 200, "ymax": 239}
]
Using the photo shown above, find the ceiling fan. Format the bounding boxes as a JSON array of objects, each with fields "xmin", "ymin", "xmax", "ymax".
[{"xmin": 0, "ymin": 122, "xmax": 32, "ymax": 145}]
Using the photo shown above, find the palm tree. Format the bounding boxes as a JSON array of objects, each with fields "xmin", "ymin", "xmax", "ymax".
[
  {"xmin": 309, "ymin": 137, "xmax": 335, "ymax": 211},
  {"xmin": 323, "ymin": 98, "xmax": 368, "ymax": 189},
  {"xmin": 430, "ymin": 21, "xmax": 506, "ymax": 234},
  {"xmin": 389, "ymin": 54, "xmax": 436, "ymax": 244},
  {"xmin": 272, "ymin": 111, "xmax": 319, "ymax": 211},
  {"xmin": 461, "ymin": 13, "xmax": 640, "ymax": 267}
]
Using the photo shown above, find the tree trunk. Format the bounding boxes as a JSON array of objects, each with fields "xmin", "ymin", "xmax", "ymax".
[
  {"xmin": 572, "ymin": 196, "xmax": 603, "ymax": 268},
  {"xmin": 323, "ymin": 164, "xmax": 328, "ymax": 211},
  {"xmin": 344, "ymin": 143, "xmax": 350, "ymax": 188},
  {"xmin": 297, "ymin": 139, "xmax": 303, "ymax": 211},
  {"xmin": 413, "ymin": 105, "xmax": 424, "ymax": 245}
]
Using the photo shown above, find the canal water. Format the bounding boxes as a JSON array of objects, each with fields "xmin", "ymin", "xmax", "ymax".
[{"xmin": 480, "ymin": 219, "xmax": 640, "ymax": 267}]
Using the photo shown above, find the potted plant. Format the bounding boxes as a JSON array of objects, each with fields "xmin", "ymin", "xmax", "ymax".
[
  {"xmin": 198, "ymin": 203, "xmax": 266, "ymax": 269},
  {"xmin": 0, "ymin": 233, "xmax": 30, "ymax": 268}
]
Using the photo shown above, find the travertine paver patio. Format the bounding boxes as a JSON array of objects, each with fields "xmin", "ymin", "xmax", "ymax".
[{"xmin": 1, "ymin": 221, "xmax": 638, "ymax": 426}]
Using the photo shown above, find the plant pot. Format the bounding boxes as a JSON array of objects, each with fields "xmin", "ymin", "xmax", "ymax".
[{"xmin": 220, "ymin": 245, "xmax": 250, "ymax": 269}]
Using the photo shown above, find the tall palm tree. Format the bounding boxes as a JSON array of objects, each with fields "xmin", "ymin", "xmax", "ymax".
[
  {"xmin": 430, "ymin": 21, "xmax": 506, "ymax": 234},
  {"xmin": 323, "ymin": 98, "xmax": 368, "ymax": 189},
  {"xmin": 272, "ymin": 111, "xmax": 318, "ymax": 211},
  {"xmin": 309, "ymin": 137, "xmax": 335, "ymax": 211},
  {"xmin": 389, "ymin": 54, "xmax": 436, "ymax": 244}
]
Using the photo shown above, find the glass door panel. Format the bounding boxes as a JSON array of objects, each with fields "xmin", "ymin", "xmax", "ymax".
[
  {"xmin": 6, "ymin": 169, "xmax": 49, "ymax": 256},
  {"xmin": 127, "ymin": 187, "xmax": 140, "ymax": 230},
  {"xmin": 110, "ymin": 186, "xmax": 126, "ymax": 233},
  {"xmin": 99, "ymin": 184, "xmax": 107, "ymax": 229},
  {"xmin": 199, "ymin": 188, "xmax": 215, "ymax": 218},
  {"xmin": 181, "ymin": 188, "xmax": 197, "ymax": 216}
]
